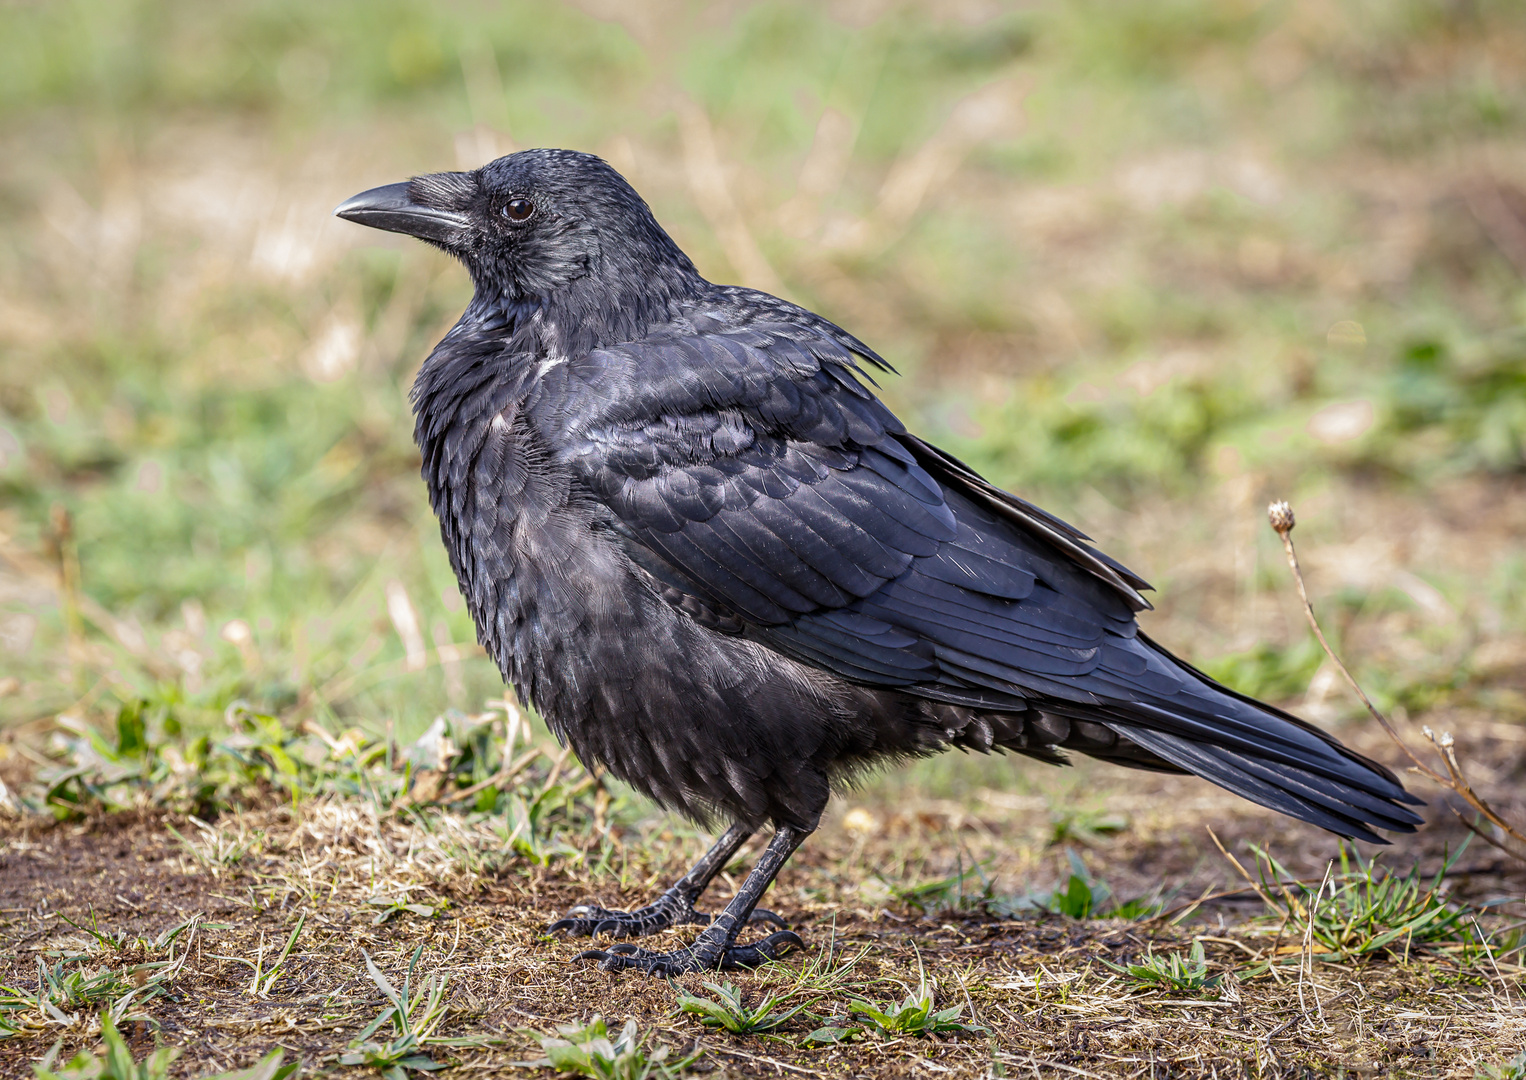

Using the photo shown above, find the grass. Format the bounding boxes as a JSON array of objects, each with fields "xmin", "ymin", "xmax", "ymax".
[
  {"xmin": 1233, "ymin": 842, "xmax": 1477, "ymax": 964},
  {"xmin": 677, "ymin": 947, "xmax": 984, "ymax": 1046},
  {"xmin": 4, "ymin": 0, "xmax": 1526, "ymax": 740},
  {"xmin": 3, "ymin": 0, "xmax": 1526, "ymax": 1075},
  {"xmin": 1103, "ymin": 939, "xmax": 1221, "ymax": 996},
  {"xmin": 0, "ymin": 768, "xmax": 1522, "ymax": 1075},
  {"xmin": 29, "ymin": 1017, "xmax": 294, "ymax": 1080},
  {"xmin": 1479, "ymin": 1051, "xmax": 1526, "ymax": 1080},
  {"xmin": 31, "ymin": 1017, "xmax": 181, "ymax": 1080},
  {"xmin": 841, "ymin": 973, "xmax": 984, "ymax": 1041},
  {"xmin": 335, "ymin": 949, "xmax": 463, "ymax": 1080},
  {"xmin": 525, "ymin": 1016, "xmax": 692, "ymax": 1080},
  {"xmin": 872, "ymin": 845, "xmax": 1162, "ymax": 921},
  {"xmin": 673, "ymin": 980, "xmax": 811, "ymax": 1037}
]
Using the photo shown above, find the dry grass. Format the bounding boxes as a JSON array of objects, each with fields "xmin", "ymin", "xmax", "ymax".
[{"xmin": 1, "ymin": 713, "xmax": 1523, "ymax": 1078}]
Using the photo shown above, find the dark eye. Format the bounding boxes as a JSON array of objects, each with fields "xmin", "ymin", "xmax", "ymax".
[{"xmin": 503, "ymin": 197, "xmax": 535, "ymax": 223}]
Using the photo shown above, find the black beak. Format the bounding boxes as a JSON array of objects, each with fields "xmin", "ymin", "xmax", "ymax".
[{"xmin": 333, "ymin": 182, "xmax": 469, "ymax": 243}]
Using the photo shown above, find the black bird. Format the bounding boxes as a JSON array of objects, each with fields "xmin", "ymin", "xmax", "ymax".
[{"xmin": 335, "ymin": 149, "xmax": 1423, "ymax": 975}]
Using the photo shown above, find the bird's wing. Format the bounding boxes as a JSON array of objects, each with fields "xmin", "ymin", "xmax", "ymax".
[
  {"xmin": 557, "ymin": 312, "xmax": 1422, "ymax": 842},
  {"xmin": 559, "ymin": 314, "xmax": 1147, "ymax": 694}
]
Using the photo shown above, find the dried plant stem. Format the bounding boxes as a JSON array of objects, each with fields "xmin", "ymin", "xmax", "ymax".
[{"xmin": 1266, "ymin": 502, "xmax": 1526, "ymax": 859}]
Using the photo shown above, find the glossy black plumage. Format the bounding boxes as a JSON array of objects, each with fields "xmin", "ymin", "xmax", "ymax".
[{"xmin": 338, "ymin": 149, "xmax": 1423, "ymax": 973}]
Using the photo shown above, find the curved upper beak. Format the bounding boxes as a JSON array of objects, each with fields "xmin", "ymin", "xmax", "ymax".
[{"xmin": 333, "ymin": 182, "xmax": 469, "ymax": 243}]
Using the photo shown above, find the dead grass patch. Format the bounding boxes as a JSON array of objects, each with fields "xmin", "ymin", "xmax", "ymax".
[{"xmin": 1, "ymin": 730, "xmax": 1522, "ymax": 1080}]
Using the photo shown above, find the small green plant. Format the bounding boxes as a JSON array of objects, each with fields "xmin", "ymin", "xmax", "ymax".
[
  {"xmin": 1034, "ymin": 849, "xmax": 1159, "ymax": 920},
  {"xmin": 252, "ymin": 915, "xmax": 304, "ymax": 998},
  {"xmin": 34, "ymin": 958, "xmax": 138, "ymax": 1016},
  {"xmin": 32, "ymin": 1015, "xmax": 178, "ymax": 1080},
  {"xmin": 1048, "ymin": 809, "xmax": 1129, "ymax": 847},
  {"xmin": 806, "ymin": 968, "xmax": 983, "ymax": 1044},
  {"xmin": 366, "ymin": 895, "xmax": 444, "ymax": 925},
  {"xmin": 30, "ymin": 1017, "xmax": 297, "ymax": 1080},
  {"xmin": 496, "ymin": 785, "xmax": 588, "ymax": 867},
  {"xmin": 1477, "ymin": 1050, "xmax": 1526, "ymax": 1080},
  {"xmin": 22, "ymin": 916, "xmax": 200, "ymax": 1031},
  {"xmin": 874, "ymin": 855, "xmax": 994, "ymax": 914},
  {"xmin": 1, "ymin": 983, "xmax": 28, "ymax": 1038},
  {"xmin": 338, "ymin": 948, "xmax": 470, "ymax": 1080},
  {"xmin": 206, "ymin": 915, "xmax": 305, "ymax": 999},
  {"xmin": 878, "ymin": 848, "xmax": 1158, "ymax": 922},
  {"xmin": 674, "ymin": 980, "xmax": 810, "ymax": 1036},
  {"xmin": 165, "ymin": 820, "xmax": 264, "ymax": 874},
  {"xmin": 7, "ymin": 948, "xmax": 180, "ymax": 1037},
  {"xmin": 1102, "ymin": 940, "xmax": 1220, "ymax": 994},
  {"xmin": 1045, "ymin": 869, "xmax": 1102, "ymax": 919},
  {"xmin": 773, "ymin": 924, "xmax": 869, "ymax": 997},
  {"xmin": 58, "ymin": 913, "xmax": 199, "ymax": 963},
  {"xmin": 201, "ymin": 1049, "xmax": 299, "ymax": 1080},
  {"xmin": 847, "ymin": 981, "xmax": 980, "ymax": 1039},
  {"xmin": 1241, "ymin": 844, "xmax": 1474, "ymax": 962},
  {"xmin": 525, "ymin": 1016, "xmax": 693, "ymax": 1080}
]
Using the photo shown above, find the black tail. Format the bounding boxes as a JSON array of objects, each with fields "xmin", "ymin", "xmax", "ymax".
[{"xmin": 1038, "ymin": 633, "xmax": 1425, "ymax": 843}]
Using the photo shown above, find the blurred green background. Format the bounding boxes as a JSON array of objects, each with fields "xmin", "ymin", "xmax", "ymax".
[{"xmin": 2, "ymin": 0, "xmax": 1524, "ymax": 757}]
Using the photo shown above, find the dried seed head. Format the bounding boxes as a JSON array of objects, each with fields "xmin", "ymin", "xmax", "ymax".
[{"xmin": 1267, "ymin": 501, "xmax": 1296, "ymax": 533}]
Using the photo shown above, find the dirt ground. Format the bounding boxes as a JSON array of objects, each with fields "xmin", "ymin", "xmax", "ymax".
[{"xmin": 2, "ymin": 711, "xmax": 1523, "ymax": 1080}]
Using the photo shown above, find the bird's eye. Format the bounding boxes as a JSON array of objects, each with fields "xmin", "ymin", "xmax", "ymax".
[{"xmin": 503, "ymin": 198, "xmax": 535, "ymax": 223}]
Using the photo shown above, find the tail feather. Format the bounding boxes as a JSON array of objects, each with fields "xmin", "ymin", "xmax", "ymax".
[
  {"xmin": 1109, "ymin": 723, "xmax": 1420, "ymax": 843},
  {"xmin": 1065, "ymin": 632, "xmax": 1425, "ymax": 842}
]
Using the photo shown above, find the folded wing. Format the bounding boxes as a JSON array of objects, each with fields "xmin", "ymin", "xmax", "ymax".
[{"xmin": 556, "ymin": 300, "xmax": 1422, "ymax": 841}]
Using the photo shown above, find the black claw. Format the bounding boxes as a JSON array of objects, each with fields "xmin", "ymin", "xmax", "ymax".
[
  {"xmin": 574, "ymin": 948, "xmax": 612, "ymax": 962},
  {"xmin": 720, "ymin": 930, "xmax": 805, "ymax": 969},
  {"xmin": 548, "ymin": 918, "xmax": 580, "ymax": 933},
  {"xmin": 747, "ymin": 908, "xmax": 788, "ymax": 929},
  {"xmin": 761, "ymin": 929, "xmax": 805, "ymax": 953}
]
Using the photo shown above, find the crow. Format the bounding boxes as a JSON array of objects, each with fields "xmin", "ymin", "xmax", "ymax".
[{"xmin": 335, "ymin": 149, "xmax": 1423, "ymax": 976}]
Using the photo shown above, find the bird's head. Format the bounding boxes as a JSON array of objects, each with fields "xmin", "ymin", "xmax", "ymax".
[{"xmin": 336, "ymin": 148, "xmax": 701, "ymax": 325}]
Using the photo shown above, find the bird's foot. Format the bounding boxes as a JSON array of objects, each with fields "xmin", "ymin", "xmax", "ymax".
[
  {"xmin": 549, "ymin": 885, "xmax": 785, "ymax": 940},
  {"xmin": 576, "ymin": 926, "xmax": 804, "ymax": 975}
]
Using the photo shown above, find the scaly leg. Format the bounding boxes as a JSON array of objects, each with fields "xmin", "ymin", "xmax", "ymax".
[
  {"xmin": 548, "ymin": 822, "xmax": 786, "ymax": 940},
  {"xmin": 576, "ymin": 824, "xmax": 808, "ymax": 975}
]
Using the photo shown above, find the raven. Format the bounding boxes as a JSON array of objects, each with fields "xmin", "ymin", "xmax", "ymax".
[{"xmin": 336, "ymin": 149, "xmax": 1423, "ymax": 975}]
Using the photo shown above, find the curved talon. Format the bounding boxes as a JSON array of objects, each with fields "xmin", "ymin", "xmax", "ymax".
[
  {"xmin": 716, "ymin": 930, "xmax": 805, "ymax": 969},
  {"xmin": 548, "ymin": 903, "xmax": 629, "ymax": 936},
  {"xmin": 746, "ymin": 908, "xmax": 788, "ymax": 929},
  {"xmin": 735, "ymin": 929, "xmax": 804, "ymax": 963},
  {"xmin": 574, "ymin": 948, "xmax": 613, "ymax": 962}
]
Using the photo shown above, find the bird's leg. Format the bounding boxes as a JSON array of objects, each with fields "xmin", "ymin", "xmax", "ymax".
[
  {"xmin": 549, "ymin": 822, "xmax": 785, "ymax": 940},
  {"xmin": 576, "ymin": 824, "xmax": 808, "ymax": 975}
]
